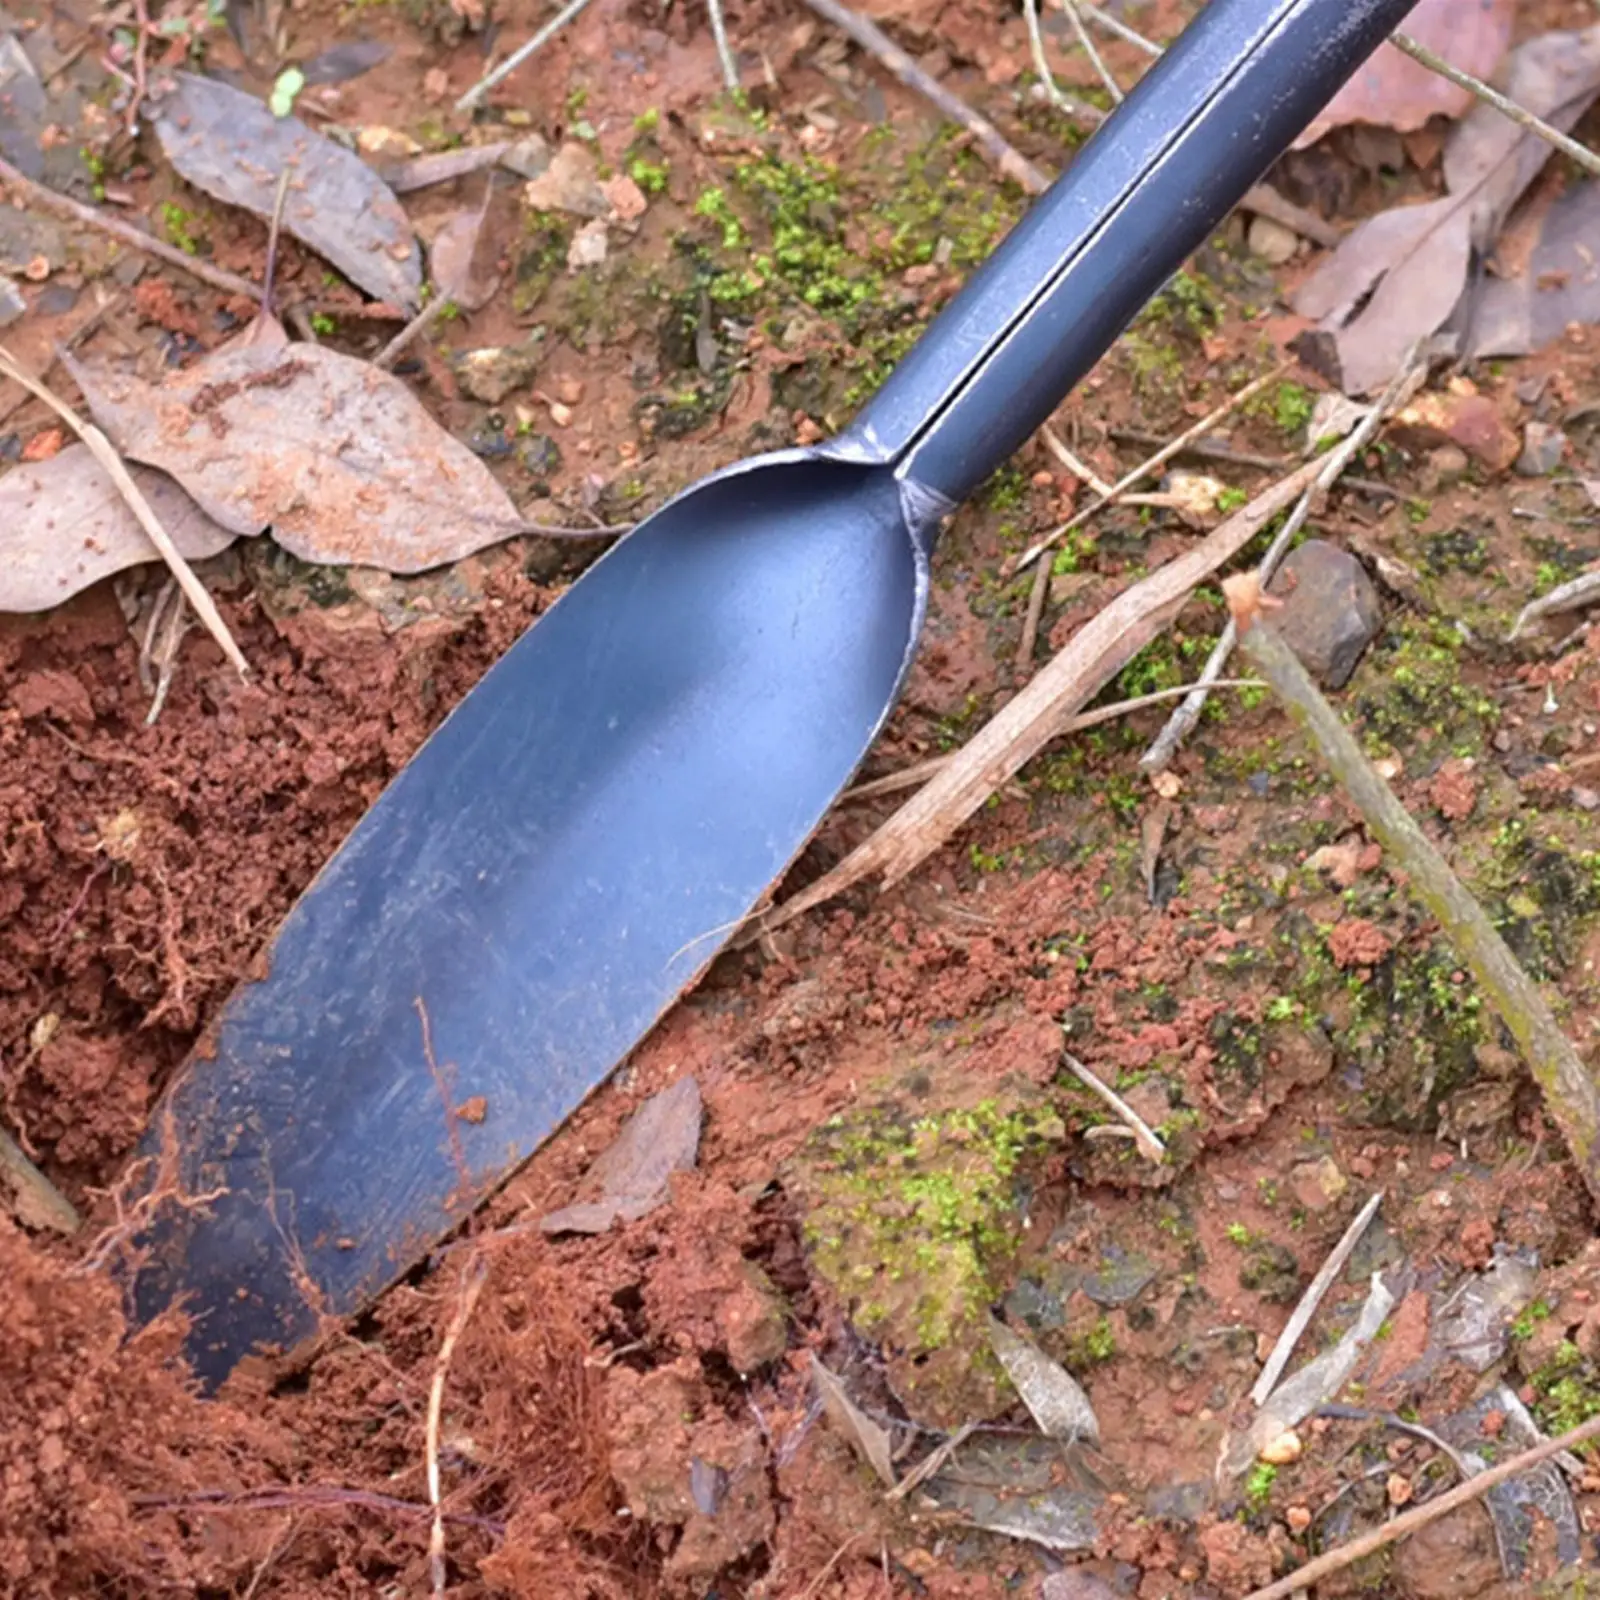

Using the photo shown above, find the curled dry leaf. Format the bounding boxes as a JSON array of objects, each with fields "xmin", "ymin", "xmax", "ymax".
[
  {"xmin": 0, "ymin": 442, "xmax": 238, "ymax": 612},
  {"xmin": 811, "ymin": 1355, "xmax": 896, "ymax": 1487},
  {"xmin": 428, "ymin": 197, "xmax": 500, "ymax": 311},
  {"xmin": 1470, "ymin": 181, "xmax": 1600, "ymax": 359},
  {"xmin": 988, "ymin": 1316, "xmax": 1100, "ymax": 1444},
  {"xmin": 539, "ymin": 1075, "xmax": 703, "ymax": 1235},
  {"xmin": 60, "ymin": 343, "xmax": 527, "ymax": 573},
  {"xmin": 1294, "ymin": 0, "xmax": 1514, "ymax": 148},
  {"xmin": 150, "ymin": 71, "xmax": 422, "ymax": 310},
  {"xmin": 1293, "ymin": 25, "xmax": 1600, "ymax": 396}
]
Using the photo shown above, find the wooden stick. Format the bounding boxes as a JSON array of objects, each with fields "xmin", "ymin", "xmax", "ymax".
[
  {"xmin": 0, "ymin": 345, "xmax": 249, "ymax": 677},
  {"xmin": 1390, "ymin": 31, "xmax": 1600, "ymax": 181},
  {"xmin": 800, "ymin": 0, "xmax": 1053, "ymax": 193},
  {"xmin": 1241, "ymin": 1413, "xmax": 1600, "ymax": 1600},
  {"xmin": 0, "ymin": 156, "xmax": 261, "ymax": 303},
  {"xmin": 1229, "ymin": 577, "xmax": 1600, "ymax": 1211}
]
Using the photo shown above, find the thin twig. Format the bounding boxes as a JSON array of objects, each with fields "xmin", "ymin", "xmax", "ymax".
[
  {"xmin": 0, "ymin": 156, "xmax": 261, "ymax": 302},
  {"xmin": 800, "ymin": 0, "xmax": 1053, "ymax": 192},
  {"xmin": 886, "ymin": 1422, "xmax": 979, "ymax": 1502},
  {"xmin": 260, "ymin": 164, "xmax": 294, "ymax": 323},
  {"xmin": 798, "ymin": 1535, "xmax": 862, "ymax": 1600},
  {"xmin": 1240, "ymin": 1414, "xmax": 1600, "ymax": 1600},
  {"xmin": 427, "ymin": 1256, "xmax": 489, "ymax": 1596},
  {"xmin": 0, "ymin": 345, "xmax": 249, "ymax": 677},
  {"xmin": 1390, "ymin": 31, "xmax": 1600, "ymax": 181},
  {"xmin": 455, "ymin": 0, "xmax": 601, "ymax": 112},
  {"xmin": 1062, "ymin": 1052, "xmax": 1165, "ymax": 1163},
  {"xmin": 1078, "ymin": 1, "xmax": 1160, "ymax": 56},
  {"xmin": 1012, "ymin": 362, "xmax": 1290, "ymax": 573},
  {"xmin": 706, "ymin": 0, "xmax": 740, "ymax": 93},
  {"xmin": 1, "ymin": 1125, "xmax": 81, "ymax": 1234},
  {"xmin": 1061, "ymin": 0, "xmax": 1122, "ymax": 103},
  {"xmin": 841, "ymin": 679, "xmax": 1265, "ymax": 801},
  {"xmin": 1250, "ymin": 1192, "xmax": 1383, "ymax": 1407},
  {"xmin": 1139, "ymin": 348, "xmax": 1425, "ymax": 772},
  {"xmin": 1040, "ymin": 424, "xmax": 1114, "ymax": 496},
  {"xmin": 1022, "ymin": 0, "xmax": 1097, "ymax": 121},
  {"xmin": 1017, "ymin": 560, "xmax": 1051, "ymax": 672},
  {"xmin": 1228, "ymin": 574, "xmax": 1600, "ymax": 1210},
  {"xmin": 373, "ymin": 294, "xmax": 455, "ymax": 371}
]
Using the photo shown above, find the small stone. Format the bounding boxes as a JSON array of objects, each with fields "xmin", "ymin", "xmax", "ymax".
[
  {"xmin": 1425, "ymin": 444, "xmax": 1469, "ymax": 487},
  {"xmin": 0, "ymin": 272, "xmax": 24, "ymax": 328},
  {"xmin": 462, "ymin": 419, "xmax": 513, "ymax": 459},
  {"xmin": 601, "ymin": 172, "xmax": 648, "ymax": 222},
  {"xmin": 452, "ymin": 331, "xmax": 545, "ymax": 405},
  {"xmin": 499, "ymin": 131, "xmax": 552, "ymax": 179},
  {"xmin": 1289, "ymin": 1155, "xmax": 1348, "ymax": 1212},
  {"xmin": 546, "ymin": 398, "xmax": 574, "ymax": 428},
  {"xmin": 1267, "ymin": 538, "xmax": 1382, "ymax": 690},
  {"xmin": 1516, "ymin": 421, "xmax": 1567, "ymax": 477},
  {"xmin": 356, "ymin": 124, "xmax": 421, "ymax": 159},
  {"xmin": 1394, "ymin": 391, "xmax": 1519, "ymax": 475},
  {"xmin": 566, "ymin": 218, "xmax": 609, "ymax": 270},
  {"xmin": 517, "ymin": 432, "xmax": 563, "ymax": 484},
  {"xmin": 1260, "ymin": 1429, "xmax": 1303, "ymax": 1466},
  {"xmin": 524, "ymin": 140, "xmax": 609, "ymax": 217},
  {"xmin": 1573, "ymin": 786, "xmax": 1600, "ymax": 811},
  {"xmin": 718, "ymin": 1262, "xmax": 788, "ymax": 1373},
  {"xmin": 554, "ymin": 376, "xmax": 585, "ymax": 406},
  {"xmin": 1040, "ymin": 1568, "xmax": 1122, "ymax": 1600},
  {"xmin": 1246, "ymin": 214, "xmax": 1298, "ymax": 265},
  {"xmin": 1387, "ymin": 1472, "xmax": 1413, "ymax": 1507},
  {"xmin": 1285, "ymin": 1505, "xmax": 1312, "ymax": 1534}
]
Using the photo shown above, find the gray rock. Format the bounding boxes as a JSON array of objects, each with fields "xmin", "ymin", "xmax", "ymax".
[
  {"xmin": 1040, "ymin": 1569, "xmax": 1123, "ymax": 1600},
  {"xmin": 1246, "ymin": 214, "xmax": 1297, "ymax": 265},
  {"xmin": 1081, "ymin": 1246, "xmax": 1158, "ymax": 1308},
  {"xmin": 1267, "ymin": 538, "xmax": 1382, "ymax": 690},
  {"xmin": 1516, "ymin": 420, "xmax": 1566, "ymax": 477},
  {"xmin": 1144, "ymin": 1480, "xmax": 1213, "ymax": 1523},
  {"xmin": 0, "ymin": 272, "xmax": 23, "ymax": 328},
  {"xmin": 451, "ymin": 331, "xmax": 545, "ymax": 404}
]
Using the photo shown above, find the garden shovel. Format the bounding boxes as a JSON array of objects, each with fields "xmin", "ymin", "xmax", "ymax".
[{"xmin": 124, "ymin": 0, "xmax": 1420, "ymax": 1387}]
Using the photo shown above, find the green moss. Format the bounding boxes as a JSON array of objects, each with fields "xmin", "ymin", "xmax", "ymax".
[
  {"xmin": 1244, "ymin": 1462, "xmax": 1277, "ymax": 1511},
  {"xmin": 1512, "ymin": 1299, "xmax": 1554, "ymax": 1342},
  {"xmin": 629, "ymin": 157, "xmax": 669, "ymax": 194},
  {"xmin": 793, "ymin": 1097, "xmax": 1064, "ymax": 1423},
  {"xmin": 1272, "ymin": 382, "xmax": 1315, "ymax": 438},
  {"xmin": 1530, "ymin": 1341, "xmax": 1600, "ymax": 1442},
  {"xmin": 159, "ymin": 200, "xmax": 205, "ymax": 255}
]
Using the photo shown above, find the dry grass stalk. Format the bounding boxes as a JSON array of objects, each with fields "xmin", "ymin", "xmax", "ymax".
[{"xmin": 427, "ymin": 1256, "xmax": 489, "ymax": 1595}]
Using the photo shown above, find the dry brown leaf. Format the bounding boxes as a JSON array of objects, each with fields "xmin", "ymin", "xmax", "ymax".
[
  {"xmin": 1294, "ymin": 0, "xmax": 1514, "ymax": 148},
  {"xmin": 0, "ymin": 442, "xmax": 239, "ymax": 613},
  {"xmin": 812, "ymin": 1356, "xmax": 896, "ymax": 1487},
  {"xmin": 59, "ymin": 343, "xmax": 527, "ymax": 574},
  {"xmin": 151, "ymin": 72, "xmax": 422, "ymax": 311},
  {"xmin": 1470, "ymin": 180, "xmax": 1600, "ymax": 358},
  {"xmin": 1293, "ymin": 25, "xmax": 1600, "ymax": 395},
  {"xmin": 761, "ymin": 457, "xmax": 1327, "ymax": 931},
  {"xmin": 428, "ymin": 194, "xmax": 500, "ymax": 312},
  {"xmin": 539, "ymin": 1075, "xmax": 702, "ymax": 1236}
]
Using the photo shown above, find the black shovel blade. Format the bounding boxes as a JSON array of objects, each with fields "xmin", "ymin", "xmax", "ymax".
[{"xmin": 129, "ymin": 456, "xmax": 922, "ymax": 1386}]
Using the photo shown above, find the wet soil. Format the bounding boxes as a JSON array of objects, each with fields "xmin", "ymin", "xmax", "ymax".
[{"xmin": 10, "ymin": 0, "xmax": 1600, "ymax": 1595}]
